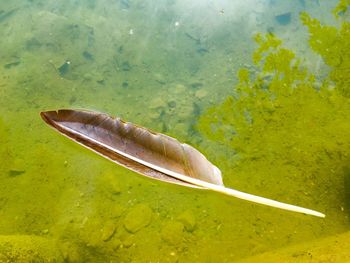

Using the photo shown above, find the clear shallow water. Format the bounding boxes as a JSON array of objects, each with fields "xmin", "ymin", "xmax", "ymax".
[{"xmin": 0, "ymin": 0, "xmax": 349, "ymax": 262}]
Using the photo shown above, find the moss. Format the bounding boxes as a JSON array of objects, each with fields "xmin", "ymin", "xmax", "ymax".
[
  {"xmin": 0, "ymin": 235, "xmax": 63, "ymax": 262},
  {"xmin": 198, "ymin": 4, "xmax": 350, "ymax": 209},
  {"xmin": 333, "ymin": 0, "xmax": 350, "ymax": 17},
  {"xmin": 239, "ymin": 231, "xmax": 350, "ymax": 262},
  {"xmin": 300, "ymin": 6, "xmax": 350, "ymax": 97}
]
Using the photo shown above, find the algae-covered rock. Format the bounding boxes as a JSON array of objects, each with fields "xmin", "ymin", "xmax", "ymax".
[
  {"xmin": 60, "ymin": 241, "xmax": 83, "ymax": 263},
  {"xmin": 101, "ymin": 220, "xmax": 116, "ymax": 241},
  {"xmin": 150, "ymin": 97, "xmax": 166, "ymax": 109},
  {"xmin": 0, "ymin": 235, "xmax": 63, "ymax": 262},
  {"xmin": 177, "ymin": 210, "xmax": 196, "ymax": 232},
  {"xmin": 122, "ymin": 234, "xmax": 135, "ymax": 248},
  {"xmin": 238, "ymin": 231, "xmax": 350, "ymax": 263},
  {"xmin": 110, "ymin": 204, "xmax": 125, "ymax": 218},
  {"xmin": 161, "ymin": 221, "xmax": 184, "ymax": 246},
  {"xmin": 124, "ymin": 204, "xmax": 152, "ymax": 233},
  {"xmin": 100, "ymin": 172, "xmax": 122, "ymax": 195},
  {"xmin": 195, "ymin": 89, "xmax": 208, "ymax": 99},
  {"xmin": 81, "ymin": 218, "xmax": 104, "ymax": 248}
]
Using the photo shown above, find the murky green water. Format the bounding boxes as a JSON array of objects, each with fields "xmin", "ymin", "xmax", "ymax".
[{"xmin": 0, "ymin": 0, "xmax": 349, "ymax": 262}]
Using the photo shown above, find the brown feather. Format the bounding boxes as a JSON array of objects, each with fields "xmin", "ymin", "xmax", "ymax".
[
  {"xmin": 40, "ymin": 109, "xmax": 223, "ymax": 188},
  {"xmin": 40, "ymin": 109, "xmax": 325, "ymax": 218}
]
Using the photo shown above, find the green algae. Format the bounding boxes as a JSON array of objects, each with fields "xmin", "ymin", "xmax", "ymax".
[
  {"xmin": 300, "ymin": 7, "xmax": 350, "ymax": 97},
  {"xmin": 238, "ymin": 230, "xmax": 350, "ymax": 263},
  {"xmin": 198, "ymin": 2, "xmax": 350, "ymax": 260},
  {"xmin": 0, "ymin": 235, "xmax": 63, "ymax": 262},
  {"xmin": 333, "ymin": 0, "xmax": 350, "ymax": 17}
]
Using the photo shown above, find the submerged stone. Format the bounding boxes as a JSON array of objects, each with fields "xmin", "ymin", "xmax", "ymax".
[
  {"xmin": 275, "ymin": 12, "xmax": 292, "ymax": 25},
  {"xmin": 101, "ymin": 221, "xmax": 116, "ymax": 241},
  {"xmin": 82, "ymin": 51, "xmax": 94, "ymax": 61},
  {"xmin": 0, "ymin": 235, "xmax": 63, "ymax": 262},
  {"xmin": 124, "ymin": 204, "xmax": 152, "ymax": 233},
  {"xmin": 121, "ymin": 61, "xmax": 131, "ymax": 71},
  {"xmin": 8, "ymin": 170, "xmax": 25, "ymax": 177},
  {"xmin": 161, "ymin": 221, "xmax": 184, "ymax": 246},
  {"xmin": 177, "ymin": 210, "xmax": 196, "ymax": 232},
  {"xmin": 58, "ymin": 61, "xmax": 71, "ymax": 76},
  {"xmin": 195, "ymin": 89, "xmax": 208, "ymax": 99}
]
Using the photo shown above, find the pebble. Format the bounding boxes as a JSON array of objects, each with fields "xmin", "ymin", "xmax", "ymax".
[
  {"xmin": 124, "ymin": 204, "xmax": 152, "ymax": 233},
  {"xmin": 154, "ymin": 73, "xmax": 166, "ymax": 84},
  {"xmin": 60, "ymin": 241, "xmax": 82, "ymax": 263},
  {"xmin": 161, "ymin": 221, "xmax": 184, "ymax": 246},
  {"xmin": 177, "ymin": 104, "xmax": 193, "ymax": 119},
  {"xmin": 122, "ymin": 235, "xmax": 135, "ymax": 248},
  {"xmin": 110, "ymin": 204, "xmax": 125, "ymax": 218},
  {"xmin": 195, "ymin": 89, "xmax": 208, "ymax": 99},
  {"xmin": 150, "ymin": 97, "xmax": 166, "ymax": 109},
  {"xmin": 102, "ymin": 173, "xmax": 121, "ymax": 195},
  {"xmin": 177, "ymin": 210, "xmax": 196, "ymax": 232},
  {"xmin": 174, "ymin": 84, "xmax": 186, "ymax": 94},
  {"xmin": 101, "ymin": 221, "xmax": 116, "ymax": 241}
]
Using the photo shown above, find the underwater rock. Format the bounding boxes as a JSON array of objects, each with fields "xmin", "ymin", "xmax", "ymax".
[
  {"xmin": 161, "ymin": 221, "xmax": 184, "ymax": 246},
  {"xmin": 191, "ymin": 82, "xmax": 203, "ymax": 89},
  {"xmin": 121, "ymin": 61, "xmax": 131, "ymax": 71},
  {"xmin": 150, "ymin": 97, "xmax": 166, "ymax": 109},
  {"xmin": 195, "ymin": 89, "xmax": 208, "ymax": 99},
  {"xmin": 82, "ymin": 51, "xmax": 94, "ymax": 61},
  {"xmin": 60, "ymin": 242, "xmax": 83, "ymax": 263},
  {"xmin": 122, "ymin": 234, "xmax": 135, "ymax": 248},
  {"xmin": 83, "ymin": 73, "xmax": 93, "ymax": 81},
  {"xmin": 82, "ymin": 218, "xmax": 104, "ymax": 248},
  {"xmin": 0, "ymin": 235, "xmax": 63, "ymax": 262},
  {"xmin": 0, "ymin": 8, "xmax": 18, "ymax": 23},
  {"xmin": 108, "ymin": 177, "xmax": 121, "ymax": 195},
  {"xmin": 120, "ymin": 0, "xmax": 130, "ymax": 9},
  {"xmin": 177, "ymin": 104, "xmax": 194, "ymax": 119},
  {"xmin": 149, "ymin": 110, "xmax": 161, "ymax": 120},
  {"xmin": 101, "ymin": 221, "xmax": 116, "ymax": 241},
  {"xmin": 4, "ymin": 58, "xmax": 21, "ymax": 69},
  {"xmin": 172, "ymin": 123, "xmax": 189, "ymax": 135},
  {"xmin": 174, "ymin": 84, "xmax": 186, "ymax": 94},
  {"xmin": 239, "ymin": 231, "xmax": 350, "ymax": 262},
  {"xmin": 8, "ymin": 159, "xmax": 26, "ymax": 177},
  {"xmin": 8, "ymin": 170, "xmax": 25, "ymax": 177},
  {"xmin": 124, "ymin": 204, "xmax": 152, "ymax": 233},
  {"xmin": 69, "ymin": 96, "xmax": 77, "ymax": 105},
  {"xmin": 94, "ymin": 73, "xmax": 105, "ymax": 84},
  {"xmin": 168, "ymin": 101, "xmax": 177, "ymax": 108},
  {"xmin": 177, "ymin": 210, "xmax": 196, "ymax": 232},
  {"xmin": 26, "ymin": 37, "xmax": 42, "ymax": 51},
  {"xmin": 197, "ymin": 47, "xmax": 209, "ymax": 55},
  {"xmin": 275, "ymin": 12, "xmax": 292, "ymax": 25},
  {"xmin": 110, "ymin": 204, "xmax": 125, "ymax": 218},
  {"xmin": 101, "ymin": 172, "xmax": 121, "ymax": 195},
  {"xmin": 154, "ymin": 73, "xmax": 166, "ymax": 84},
  {"xmin": 58, "ymin": 60, "xmax": 71, "ymax": 77},
  {"xmin": 110, "ymin": 238, "xmax": 122, "ymax": 250}
]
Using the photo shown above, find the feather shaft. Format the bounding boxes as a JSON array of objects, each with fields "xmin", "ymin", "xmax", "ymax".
[
  {"xmin": 61, "ymin": 122, "xmax": 325, "ymax": 218},
  {"xmin": 40, "ymin": 109, "xmax": 325, "ymax": 218}
]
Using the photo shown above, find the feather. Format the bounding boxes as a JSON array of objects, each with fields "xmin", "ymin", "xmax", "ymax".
[{"xmin": 40, "ymin": 109, "xmax": 325, "ymax": 218}]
